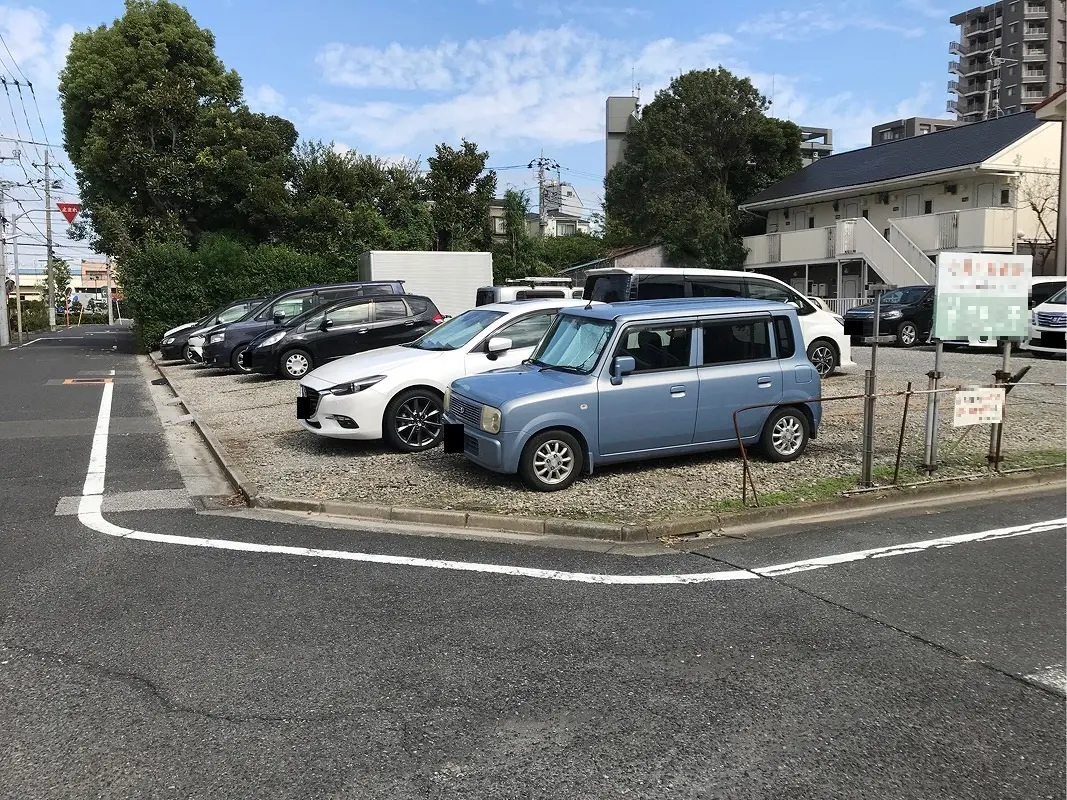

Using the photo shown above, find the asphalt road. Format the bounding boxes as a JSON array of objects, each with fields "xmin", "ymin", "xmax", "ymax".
[{"xmin": 1, "ymin": 326, "xmax": 1064, "ymax": 799}]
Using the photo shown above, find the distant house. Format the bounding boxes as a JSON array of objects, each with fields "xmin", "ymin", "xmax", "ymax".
[
  {"xmin": 557, "ymin": 244, "xmax": 673, "ymax": 288},
  {"xmin": 738, "ymin": 111, "xmax": 1062, "ymax": 310}
]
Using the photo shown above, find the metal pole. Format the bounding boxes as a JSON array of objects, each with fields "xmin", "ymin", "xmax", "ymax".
[
  {"xmin": 44, "ymin": 152, "xmax": 55, "ymax": 332},
  {"xmin": 106, "ymin": 255, "xmax": 114, "ymax": 326},
  {"xmin": 12, "ymin": 233, "xmax": 22, "ymax": 342},
  {"xmin": 0, "ymin": 186, "xmax": 9, "ymax": 348},
  {"xmin": 988, "ymin": 339, "xmax": 1012, "ymax": 470},
  {"xmin": 893, "ymin": 381, "xmax": 914, "ymax": 484},
  {"xmin": 922, "ymin": 340, "xmax": 945, "ymax": 473},
  {"xmin": 860, "ymin": 290, "xmax": 882, "ymax": 487}
]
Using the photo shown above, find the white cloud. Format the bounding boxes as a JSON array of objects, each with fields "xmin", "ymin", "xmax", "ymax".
[
  {"xmin": 0, "ymin": 5, "xmax": 75, "ymax": 92},
  {"xmin": 737, "ymin": 5, "xmax": 925, "ymax": 40},
  {"xmin": 248, "ymin": 83, "xmax": 285, "ymax": 114},
  {"xmin": 309, "ymin": 27, "xmax": 732, "ymax": 151},
  {"xmin": 898, "ymin": 0, "xmax": 949, "ymax": 20}
]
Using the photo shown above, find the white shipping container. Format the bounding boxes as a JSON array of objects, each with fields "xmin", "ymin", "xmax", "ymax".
[{"xmin": 357, "ymin": 251, "xmax": 493, "ymax": 318}]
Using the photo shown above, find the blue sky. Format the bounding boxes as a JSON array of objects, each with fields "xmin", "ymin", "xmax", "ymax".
[{"xmin": 0, "ymin": 0, "xmax": 959, "ymax": 264}]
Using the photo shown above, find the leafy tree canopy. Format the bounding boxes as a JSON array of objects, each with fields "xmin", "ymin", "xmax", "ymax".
[
  {"xmin": 603, "ymin": 68, "xmax": 803, "ymax": 267},
  {"xmin": 426, "ymin": 139, "xmax": 497, "ymax": 252}
]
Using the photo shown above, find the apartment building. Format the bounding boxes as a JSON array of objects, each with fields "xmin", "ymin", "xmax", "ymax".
[
  {"xmin": 948, "ymin": 0, "xmax": 1067, "ymax": 122},
  {"xmin": 871, "ymin": 117, "xmax": 961, "ymax": 145}
]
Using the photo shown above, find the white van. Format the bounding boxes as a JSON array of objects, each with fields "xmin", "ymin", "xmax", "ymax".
[
  {"xmin": 476, "ymin": 277, "xmax": 582, "ymax": 306},
  {"xmin": 1022, "ymin": 284, "xmax": 1066, "ymax": 358},
  {"xmin": 581, "ymin": 267, "xmax": 854, "ymax": 377}
]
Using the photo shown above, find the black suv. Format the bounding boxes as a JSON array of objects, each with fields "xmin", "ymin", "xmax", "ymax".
[
  {"xmin": 245, "ymin": 294, "xmax": 443, "ymax": 379},
  {"xmin": 202, "ymin": 281, "xmax": 405, "ymax": 373},
  {"xmin": 843, "ymin": 286, "xmax": 934, "ymax": 347},
  {"xmin": 160, "ymin": 296, "xmax": 266, "ymax": 362}
]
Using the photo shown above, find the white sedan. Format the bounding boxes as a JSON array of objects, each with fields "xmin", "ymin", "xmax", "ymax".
[{"xmin": 298, "ymin": 298, "xmax": 595, "ymax": 452}]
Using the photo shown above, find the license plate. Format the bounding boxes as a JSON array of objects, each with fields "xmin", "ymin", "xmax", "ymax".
[
  {"xmin": 443, "ymin": 423, "xmax": 464, "ymax": 453},
  {"xmin": 296, "ymin": 396, "xmax": 311, "ymax": 419}
]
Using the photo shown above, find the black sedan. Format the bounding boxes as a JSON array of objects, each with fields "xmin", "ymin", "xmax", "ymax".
[
  {"xmin": 244, "ymin": 294, "xmax": 444, "ymax": 379},
  {"xmin": 159, "ymin": 297, "xmax": 267, "ymax": 363},
  {"xmin": 843, "ymin": 285, "xmax": 934, "ymax": 348}
]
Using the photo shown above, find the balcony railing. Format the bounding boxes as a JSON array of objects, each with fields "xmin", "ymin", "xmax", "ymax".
[
  {"xmin": 1023, "ymin": 28, "xmax": 1047, "ymax": 38},
  {"xmin": 949, "ymin": 40, "xmax": 969, "ymax": 55},
  {"xmin": 890, "ymin": 209, "xmax": 1016, "ymax": 253},
  {"xmin": 949, "ymin": 59, "xmax": 962, "ymax": 74},
  {"xmin": 947, "ymin": 79, "xmax": 961, "ymax": 93},
  {"xmin": 960, "ymin": 81, "xmax": 988, "ymax": 96},
  {"xmin": 1024, "ymin": 48, "xmax": 1048, "ymax": 59},
  {"xmin": 1024, "ymin": 3, "xmax": 1049, "ymax": 15},
  {"xmin": 1023, "ymin": 91, "xmax": 1048, "ymax": 99},
  {"xmin": 968, "ymin": 37, "xmax": 1002, "ymax": 54},
  {"xmin": 947, "ymin": 99, "xmax": 960, "ymax": 113},
  {"xmin": 824, "ymin": 298, "xmax": 868, "ymax": 314}
]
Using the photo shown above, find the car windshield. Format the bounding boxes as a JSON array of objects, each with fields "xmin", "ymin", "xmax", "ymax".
[
  {"xmin": 404, "ymin": 308, "xmax": 506, "ymax": 351},
  {"xmin": 218, "ymin": 304, "xmax": 251, "ymax": 324},
  {"xmin": 880, "ymin": 288, "xmax": 928, "ymax": 305},
  {"xmin": 1045, "ymin": 287, "xmax": 1066, "ymax": 304},
  {"xmin": 527, "ymin": 314, "xmax": 615, "ymax": 373}
]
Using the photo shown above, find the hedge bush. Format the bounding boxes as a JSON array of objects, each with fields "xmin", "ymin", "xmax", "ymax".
[
  {"xmin": 4, "ymin": 300, "xmax": 112, "ymax": 334},
  {"xmin": 120, "ymin": 234, "xmax": 355, "ymax": 352}
]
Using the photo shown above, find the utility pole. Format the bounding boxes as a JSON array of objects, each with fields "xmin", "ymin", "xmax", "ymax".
[
  {"xmin": 0, "ymin": 184, "xmax": 8, "ymax": 347},
  {"xmin": 528, "ymin": 153, "xmax": 560, "ymax": 236},
  {"xmin": 44, "ymin": 150, "xmax": 55, "ymax": 331},
  {"xmin": 105, "ymin": 254, "xmax": 114, "ymax": 325}
]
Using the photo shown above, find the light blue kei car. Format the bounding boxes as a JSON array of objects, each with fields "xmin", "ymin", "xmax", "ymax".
[{"xmin": 442, "ymin": 297, "xmax": 823, "ymax": 491}]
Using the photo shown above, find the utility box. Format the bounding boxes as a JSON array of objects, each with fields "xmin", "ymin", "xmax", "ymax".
[{"xmin": 357, "ymin": 251, "xmax": 493, "ymax": 318}]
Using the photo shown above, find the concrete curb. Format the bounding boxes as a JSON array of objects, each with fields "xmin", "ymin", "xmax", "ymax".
[{"xmin": 147, "ymin": 352, "xmax": 1067, "ymax": 544}]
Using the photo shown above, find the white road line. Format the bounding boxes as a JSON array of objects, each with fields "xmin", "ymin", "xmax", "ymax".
[
  {"xmin": 1023, "ymin": 664, "xmax": 1067, "ymax": 694},
  {"xmin": 75, "ymin": 381, "xmax": 1067, "ymax": 585},
  {"xmin": 753, "ymin": 518, "xmax": 1067, "ymax": 577}
]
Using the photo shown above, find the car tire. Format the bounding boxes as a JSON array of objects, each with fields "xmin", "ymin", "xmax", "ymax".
[
  {"xmin": 384, "ymin": 388, "xmax": 445, "ymax": 452},
  {"xmin": 806, "ymin": 339, "xmax": 838, "ymax": 377},
  {"xmin": 896, "ymin": 321, "xmax": 919, "ymax": 347},
  {"xmin": 231, "ymin": 344, "xmax": 252, "ymax": 374},
  {"xmin": 182, "ymin": 344, "xmax": 196, "ymax": 364},
  {"xmin": 280, "ymin": 348, "xmax": 314, "ymax": 380},
  {"xmin": 518, "ymin": 429, "xmax": 583, "ymax": 492},
  {"xmin": 760, "ymin": 407, "xmax": 810, "ymax": 463}
]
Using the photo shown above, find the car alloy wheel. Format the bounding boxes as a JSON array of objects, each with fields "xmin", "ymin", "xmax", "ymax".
[
  {"xmin": 771, "ymin": 415, "xmax": 804, "ymax": 457},
  {"xmin": 232, "ymin": 345, "xmax": 252, "ymax": 373},
  {"xmin": 519, "ymin": 429, "xmax": 584, "ymax": 491},
  {"xmin": 897, "ymin": 322, "xmax": 918, "ymax": 347},
  {"xmin": 760, "ymin": 407, "xmax": 810, "ymax": 463},
  {"xmin": 807, "ymin": 341, "xmax": 837, "ymax": 377},
  {"xmin": 393, "ymin": 395, "xmax": 443, "ymax": 449},
  {"xmin": 283, "ymin": 351, "xmax": 311, "ymax": 379}
]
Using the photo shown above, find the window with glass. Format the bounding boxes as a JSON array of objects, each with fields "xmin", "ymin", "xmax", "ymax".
[
  {"xmin": 219, "ymin": 304, "xmax": 251, "ymax": 323},
  {"xmin": 404, "ymin": 309, "xmax": 506, "ymax": 351},
  {"xmin": 614, "ymin": 324, "xmax": 693, "ymax": 372},
  {"xmin": 703, "ymin": 318, "xmax": 773, "ymax": 365},
  {"xmin": 635, "ymin": 275, "xmax": 686, "ymax": 300},
  {"xmin": 325, "ymin": 302, "xmax": 371, "ymax": 326},
  {"xmin": 528, "ymin": 315, "xmax": 615, "ymax": 373},
  {"xmin": 584, "ymin": 274, "xmax": 632, "ymax": 303},
  {"xmin": 496, "ymin": 312, "xmax": 557, "ymax": 348},
  {"xmin": 373, "ymin": 299, "xmax": 408, "ymax": 321},
  {"xmin": 262, "ymin": 291, "xmax": 315, "ymax": 321},
  {"xmin": 773, "ymin": 315, "xmax": 796, "ymax": 359},
  {"xmin": 689, "ymin": 276, "xmax": 744, "ymax": 297}
]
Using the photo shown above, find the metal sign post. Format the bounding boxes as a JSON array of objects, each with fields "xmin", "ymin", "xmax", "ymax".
[
  {"xmin": 926, "ymin": 252, "xmax": 1032, "ymax": 473},
  {"xmin": 860, "ymin": 282, "xmax": 895, "ymax": 487}
]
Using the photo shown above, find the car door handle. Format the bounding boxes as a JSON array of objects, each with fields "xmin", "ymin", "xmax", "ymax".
[
  {"xmin": 357, "ymin": 328, "xmax": 369, "ymax": 334},
  {"xmin": 404, "ymin": 320, "xmax": 415, "ymax": 326},
  {"xmin": 757, "ymin": 377, "xmax": 773, "ymax": 388},
  {"xmin": 670, "ymin": 385, "xmax": 686, "ymax": 397}
]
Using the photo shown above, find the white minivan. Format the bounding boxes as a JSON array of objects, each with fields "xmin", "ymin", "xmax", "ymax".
[
  {"xmin": 475, "ymin": 277, "xmax": 583, "ymax": 306},
  {"xmin": 582, "ymin": 267, "xmax": 854, "ymax": 376}
]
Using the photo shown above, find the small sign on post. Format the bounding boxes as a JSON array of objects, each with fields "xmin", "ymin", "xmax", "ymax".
[
  {"xmin": 57, "ymin": 202, "xmax": 80, "ymax": 225},
  {"xmin": 953, "ymin": 387, "xmax": 1005, "ymax": 427}
]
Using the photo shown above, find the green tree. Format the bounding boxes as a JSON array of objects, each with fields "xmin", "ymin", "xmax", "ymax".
[
  {"xmin": 59, "ymin": 0, "xmax": 296, "ymax": 256},
  {"xmin": 533, "ymin": 232, "xmax": 604, "ymax": 275},
  {"xmin": 40, "ymin": 257, "xmax": 72, "ymax": 302},
  {"xmin": 491, "ymin": 189, "xmax": 538, "ymax": 281},
  {"xmin": 603, "ymin": 68, "xmax": 803, "ymax": 267},
  {"xmin": 425, "ymin": 139, "xmax": 496, "ymax": 251}
]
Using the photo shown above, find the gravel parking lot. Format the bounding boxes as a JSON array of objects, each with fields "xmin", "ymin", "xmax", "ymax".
[{"xmin": 156, "ymin": 345, "xmax": 1066, "ymax": 523}]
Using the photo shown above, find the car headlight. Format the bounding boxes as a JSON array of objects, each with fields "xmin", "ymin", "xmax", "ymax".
[
  {"xmin": 327, "ymin": 375, "xmax": 386, "ymax": 396},
  {"xmin": 258, "ymin": 331, "xmax": 286, "ymax": 347},
  {"xmin": 209, "ymin": 332, "xmax": 225, "ymax": 343},
  {"xmin": 1030, "ymin": 311, "xmax": 1037, "ymax": 325},
  {"xmin": 882, "ymin": 309, "xmax": 903, "ymax": 320},
  {"xmin": 480, "ymin": 405, "xmax": 501, "ymax": 434},
  {"xmin": 162, "ymin": 337, "xmax": 175, "ymax": 345},
  {"xmin": 443, "ymin": 386, "xmax": 452, "ymax": 411}
]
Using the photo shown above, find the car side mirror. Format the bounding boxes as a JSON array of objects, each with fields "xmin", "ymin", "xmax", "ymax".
[
  {"xmin": 610, "ymin": 355, "xmax": 636, "ymax": 385},
  {"xmin": 273, "ymin": 310, "xmax": 286, "ymax": 324},
  {"xmin": 321, "ymin": 318, "xmax": 334, "ymax": 330},
  {"xmin": 486, "ymin": 336, "xmax": 512, "ymax": 359}
]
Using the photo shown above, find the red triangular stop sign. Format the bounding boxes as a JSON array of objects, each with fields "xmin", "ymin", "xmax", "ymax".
[{"xmin": 57, "ymin": 202, "xmax": 80, "ymax": 224}]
